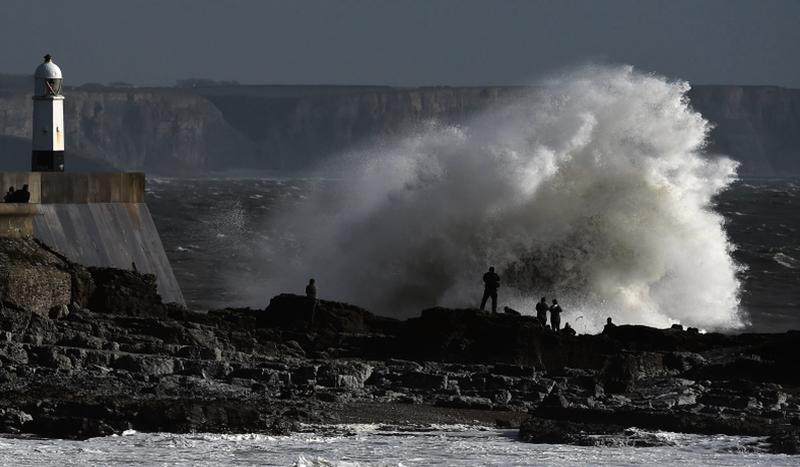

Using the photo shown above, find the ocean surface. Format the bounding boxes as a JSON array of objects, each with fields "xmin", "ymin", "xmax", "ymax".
[
  {"xmin": 146, "ymin": 177, "xmax": 800, "ymax": 333},
  {"xmin": 2, "ymin": 425, "xmax": 796, "ymax": 466}
]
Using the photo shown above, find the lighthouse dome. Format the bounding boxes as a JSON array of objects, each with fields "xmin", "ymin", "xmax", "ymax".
[{"xmin": 35, "ymin": 55, "xmax": 62, "ymax": 79}]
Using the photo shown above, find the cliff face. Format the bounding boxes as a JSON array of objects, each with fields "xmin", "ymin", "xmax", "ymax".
[
  {"xmin": 0, "ymin": 85, "xmax": 798, "ymax": 175},
  {"xmin": 0, "ymin": 89, "xmax": 255, "ymax": 173},
  {"xmin": 688, "ymin": 86, "xmax": 800, "ymax": 175},
  {"xmin": 201, "ymin": 86, "xmax": 524, "ymax": 170}
]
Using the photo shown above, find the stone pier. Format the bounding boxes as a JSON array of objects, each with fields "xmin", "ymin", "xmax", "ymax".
[{"xmin": 0, "ymin": 172, "xmax": 184, "ymax": 305}]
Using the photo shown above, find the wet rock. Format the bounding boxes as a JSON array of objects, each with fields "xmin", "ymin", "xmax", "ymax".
[
  {"xmin": 435, "ymin": 395, "xmax": 494, "ymax": 410},
  {"xmin": 32, "ymin": 346, "xmax": 73, "ymax": 370},
  {"xmin": 317, "ymin": 361, "xmax": 373, "ymax": 389},
  {"xmin": 87, "ymin": 267, "xmax": 165, "ymax": 318},
  {"xmin": 24, "ymin": 415, "xmax": 118, "ymax": 439},
  {"xmin": 402, "ymin": 371, "xmax": 447, "ymax": 390},
  {"xmin": 113, "ymin": 354, "xmax": 175, "ymax": 376},
  {"xmin": 1, "ymin": 241, "xmax": 800, "ymax": 446},
  {"xmin": 492, "ymin": 389, "xmax": 513, "ymax": 405},
  {"xmin": 0, "ymin": 408, "xmax": 32, "ymax": 433},
  {"xmin": 0, "ymin": 342, "xmax": 28, "ymax": 365},
  {"xmin": 49, "ymin": 304, "xmax": 70, "ymax": 320},
  {"xmin": 291, "ymin": 365, "xmax": 319, "ymax": 385},
  {"xmin": 663, "ymin": 351, "xmax": 706, "ymax": 372},
  {"xmin": 768, "ymin": 429, "xmax": 800, "ymax": 454},
  {"xmin": 541, "ymin": 391, "xmax": 571, "ymax": 409}
]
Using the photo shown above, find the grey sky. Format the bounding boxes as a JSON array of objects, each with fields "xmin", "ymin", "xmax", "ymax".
[{"xmin": 1, "ymin": 0, "xmax": 799, "ymax": 87}]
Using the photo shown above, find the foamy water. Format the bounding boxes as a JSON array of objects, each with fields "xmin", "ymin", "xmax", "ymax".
[
  {"xmin": 254, "ymin": 66, "xmax": 743, "ymax": 332},
  {"xmin": 1, "ymin": 427, "xmax": 794, "ymax": 466}
]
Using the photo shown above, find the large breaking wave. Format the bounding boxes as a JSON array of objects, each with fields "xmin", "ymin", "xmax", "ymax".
[{"xmin": 260, "ymin": 66, "xmax": 744, "ymax": 332}]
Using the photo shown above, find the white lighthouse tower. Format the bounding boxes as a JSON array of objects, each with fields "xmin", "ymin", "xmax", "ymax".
[{"xmin": 32, "ymin": 54, "xmax": 65, "ymax": 172}]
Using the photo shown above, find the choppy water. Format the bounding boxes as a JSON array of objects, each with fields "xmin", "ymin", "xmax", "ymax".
[
  {"xmin": 1, "ymin": 426, "xmax": 795, "ymax": 466},
  {"xmin": 147, "ymin": 177, "xmax": 800, "ymax": 333}
]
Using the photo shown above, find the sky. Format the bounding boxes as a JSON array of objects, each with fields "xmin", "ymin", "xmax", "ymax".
[{"xmin": 1, "ymin": 0, "xmax": 799, "ymax": 87}]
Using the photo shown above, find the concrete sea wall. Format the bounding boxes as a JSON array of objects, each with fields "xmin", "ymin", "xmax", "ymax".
[{"xmin": 0, "ymin": 172, "xmax": 184, "ymax": 305}]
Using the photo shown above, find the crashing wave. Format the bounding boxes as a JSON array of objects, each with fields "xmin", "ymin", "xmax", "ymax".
[{"xmin": 257, "ymin": 66, "xmax": 744, "ymax": 333}]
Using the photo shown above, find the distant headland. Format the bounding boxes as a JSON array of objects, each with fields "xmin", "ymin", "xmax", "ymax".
[{"xmin": 0, "ymin": 79, "xmax": 799, "ymax": 177}]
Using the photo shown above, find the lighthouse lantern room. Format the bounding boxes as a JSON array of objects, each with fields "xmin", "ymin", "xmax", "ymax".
[{"xmin": 32, "ymin": 54, "xmax": 65, "ymax": 172}]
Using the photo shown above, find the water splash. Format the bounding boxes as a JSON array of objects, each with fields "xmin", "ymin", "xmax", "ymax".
[{"xmin": 260, "ymin": 66, "xmax": 744, "ymax": 332}]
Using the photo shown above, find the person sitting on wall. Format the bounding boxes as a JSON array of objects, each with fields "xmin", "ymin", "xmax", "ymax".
[
  {"xmin": 17, "ymin": 185, "xmax": 31, "ymax": 203},
  {"xmin": 3, "ymin": 187, "xmax": 15, "ymax": 203}
]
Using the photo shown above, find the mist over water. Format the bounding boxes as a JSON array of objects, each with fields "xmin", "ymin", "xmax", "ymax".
[{"xmin": 257, "ymin": 66, "xmax": 744, "ymax": 332}]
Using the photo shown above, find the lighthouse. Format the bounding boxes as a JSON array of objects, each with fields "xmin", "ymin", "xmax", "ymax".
[{"xmin": 32, "ymin": 54, "xmax": 65, "ymax": 172}]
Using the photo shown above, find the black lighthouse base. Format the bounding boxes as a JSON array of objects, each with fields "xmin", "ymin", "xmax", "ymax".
[{"xmin": 32, "ymin": 151, "xmax": 65, "ymax": 172}]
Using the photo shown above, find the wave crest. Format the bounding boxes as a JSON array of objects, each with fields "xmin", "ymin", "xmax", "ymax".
[{"xmin": 261, "ymin": 66, "xmax": 744, "ymax": 333}]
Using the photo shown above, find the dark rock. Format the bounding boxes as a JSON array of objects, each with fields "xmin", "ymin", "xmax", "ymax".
[
  {"xmin": 540, "ymin": 391, "xmax": 571, "ymax": 409},
  {"xmin": 258, "ymin": 294, "xmax": 400, "ymax": 336},
  {"xmin": 2, "ymin": 241, "xmax": 800, "ymax": 447},
  {"xmin": 25, "ymin": 415, "xmax": 117, "ymax": 439},
  {"xmin": 49, "ymin": 304, "xmax": 70, "ymax": 320},
  {"xmin": 317, "ymin": 361, "xmax": 373, "ymax": 389},
  {"xmin": 768, "ymin": 429, "xmax": 800, "ymax": 454},
  {"xmin": 87, "ymin": 267, "xmax": 165, "ymax": 318},
  {"xmin": 435, "ymin": 395, "xmax": 494, "ymax": 410},
  {"xmin": 402, "ymin": 371, "xmax": 447, "ymax": 390},
  {"xmin": 113, "ymin": 354, "xmax": 175, "ymax": 376}
]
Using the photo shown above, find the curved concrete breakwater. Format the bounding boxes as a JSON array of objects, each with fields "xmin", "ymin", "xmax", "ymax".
[{"xmin": 0, "ymin": 238, "xmax": 798, "ymax": 455}]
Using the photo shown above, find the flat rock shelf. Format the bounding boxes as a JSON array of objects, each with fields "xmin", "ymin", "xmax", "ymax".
[{"xmin": 0, "ymin": 238, "xmax": 798, "ymax": 455}]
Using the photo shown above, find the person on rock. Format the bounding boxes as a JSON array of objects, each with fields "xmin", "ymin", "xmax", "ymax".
[
  {"xmin": 305, "ymin": 278, "xmax": 318, "ymax": 327},
  {"xmin": 305, "ymin": 278, "xmax": 317, "ymax": 299},
  {"xmin": 562, "ymin": 322, "xmax": 576, "ymax": 336},
  {"xmin": 3, "ymin": 187, "xmax": 15, "ymax": 203},
  {"xmin": 535, "ymin": 297, "xmax": 549, "ymax": 326},
  {"xmin": 480, "ymin": 266, "xmax": 500, "ymax": 313},
  {"xmin": 603, "ymin": 317, "xmax": 617, "ymax": 334},
  {"xmin": 549, "ymin": 299, "xmax": 563, "ymax": 331}
]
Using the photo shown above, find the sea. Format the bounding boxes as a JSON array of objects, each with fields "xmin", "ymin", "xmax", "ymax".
[{"xmin": 145, "ymin": 177, "xmax": 800, "ymax": 333}]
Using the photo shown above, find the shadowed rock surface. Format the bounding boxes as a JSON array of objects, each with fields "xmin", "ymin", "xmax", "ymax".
[{"xmin": 0, "ymin": 238, "xmax": 798, "ymax": 454}]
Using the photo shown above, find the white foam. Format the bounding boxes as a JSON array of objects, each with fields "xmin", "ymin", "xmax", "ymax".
[
  {"xmin": 254, "ymin": 66, "xmax": 745, "ymax": 332},
  {"xmin": 773, "ymin": 252, "xmax": 800, "ymax": 269},
  {"xmin": 0, "ymin": 430, "xmax": 795, "ymax": 466}
]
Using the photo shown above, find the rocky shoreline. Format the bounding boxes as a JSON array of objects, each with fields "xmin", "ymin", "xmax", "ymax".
[{"xmin": 0, "ymin": 238, "xmax": 799, "ymax": 454}]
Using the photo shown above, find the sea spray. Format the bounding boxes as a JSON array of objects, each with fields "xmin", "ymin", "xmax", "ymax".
[{"xmin": 256, "ymin": 66, "xmax": 744, "ymax": 332}]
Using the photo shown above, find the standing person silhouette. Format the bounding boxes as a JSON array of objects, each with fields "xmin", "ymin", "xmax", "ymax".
[
  {"xmin": 550, "ymin": 299, "xmax": 563, "ymax": 331},
  {"xmin": 535, "ymin": 297, "xmax": 549, "ymax": 326},
  {"xmin": 480, "ymin": 266, "xmax": 500, "ymax": 313},
  {"xmin": 305, "ymin": 278, "xmax": 317, "ymax": 299},
  {"xmin": 305, "ymin": 278, "xmax": 318, "ymax": 326},
  {"xmin": 603, "ymin": 317, "xmax": 617, "ymax": 334}
]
